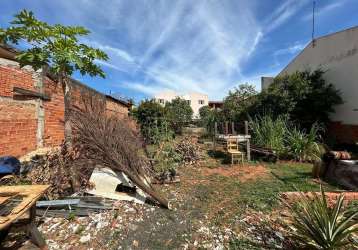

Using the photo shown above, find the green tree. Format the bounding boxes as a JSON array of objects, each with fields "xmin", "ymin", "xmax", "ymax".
[
  {"xmin": 255, "ymin": 70, "xmax": 343, "ymax": 129},
  {"xmin": 0, "ymin": 10, "xmax": 108, "ymax": 144},
  {"xmin": 165, "ymin": 97, "xmax": 193, "ymax": 134},
  {"xmin": 135, "ymin": 99, "xmax": 168, "ymax": 143},
  {"xmin": 222, "ymin": 83, "xmax": 257, "ymax": 122},
  {"xmin": 199, "ymin": 105, "xmax": 221, "ymax": 135}
]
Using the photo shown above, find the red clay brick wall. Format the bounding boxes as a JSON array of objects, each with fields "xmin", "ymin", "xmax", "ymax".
[
  {"xmin": 0, "ymin": 59, "xmax": 39, "ymax": 157},
  {"xmin": 43, "ymin": 77, "xmax": 65, "ymax": 147},
  {"xmin": 328, "ymin": 122, "xmax": 358, "ymax": 144},
  {"xmin": 0, "ymin": 64, "xmax": 35, "ymax": 97},
  {"xmin": 0, "ymin": 57, "xmax": 132, "ymax": 157},
  {"xmin": 0, "ymin": 98, "xmax": 38, "ymax": 157},
  {"xmin": 106, "ymin": 98, "xmax": 129, "ymax": 118}
]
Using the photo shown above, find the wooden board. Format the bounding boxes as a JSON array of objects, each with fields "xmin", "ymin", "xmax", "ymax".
[{"xmin": 0, "ymin": 185, "xmax": 49, "ymax": 230}]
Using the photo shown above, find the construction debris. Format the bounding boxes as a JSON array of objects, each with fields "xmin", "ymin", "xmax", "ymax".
[
  {"xmin": 20, "ymin": 144, "xmax": 94, "ymax": 199},
  {"xmin": 86, "ymin": 167, "xmax": 147, "ymax": 203},
  {"xmin": 71, "ymin": 95, "xmax": 170, "ymax": 208}
]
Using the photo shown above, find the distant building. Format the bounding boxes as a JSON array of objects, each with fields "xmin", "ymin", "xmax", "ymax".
[
  {"xmin": 261, "ymin": 26, "xmax": 358, "ymax": 143},
  {"xmin": 154, "ymin": 91, "xmax": 208, "ymax": 119},
  {"xmin": 208, "ymin": 101, "xmax": 223, "ymax": 110}
]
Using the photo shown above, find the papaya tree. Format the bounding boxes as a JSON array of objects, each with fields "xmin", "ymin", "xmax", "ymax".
[{"xmin": 0, "ymin": 10, "xmax": 109, "ymax": 144}]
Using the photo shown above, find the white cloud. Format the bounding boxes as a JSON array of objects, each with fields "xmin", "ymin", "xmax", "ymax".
[
  {"xmin": 274, "ymin": 42, "xmax": 308, "ymax": 56},
  {"xmin": 264, "ymin": 0, "xmax": 310, "ymax": 33},
  {"xmin": 33, "ymin": 0, "xmax": 311, "ymax": 99},
  {"xmin": 302, "ymin": 2, "xmax": 344, "ymax": 21}
]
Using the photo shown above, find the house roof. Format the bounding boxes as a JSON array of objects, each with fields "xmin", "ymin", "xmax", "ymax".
[{"xmin": 105, "ymin": 94, "xmax": 132, "ymax": 108}]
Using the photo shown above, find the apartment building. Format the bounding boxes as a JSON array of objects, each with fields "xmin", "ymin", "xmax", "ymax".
[{"xmin": 154, "ymin": 91, "xmax": 208, "ymax": 119}]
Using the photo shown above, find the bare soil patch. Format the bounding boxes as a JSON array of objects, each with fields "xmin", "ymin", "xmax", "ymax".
[{"xmin": 201, "ymin": 164, "xmax": 269, "ymax": 182}]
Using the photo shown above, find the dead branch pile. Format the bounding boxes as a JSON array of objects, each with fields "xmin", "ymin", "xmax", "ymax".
[
  {"xmin": 70, "ymin": 95, "xmax": 169, "ymax": 208},
  {"xmin": 21, "ymin": 144, "xmax": 94, "ymax": 199},
  {"xmin": 175, "ymin": 137, "xmax": 200, "ymax": 166}
]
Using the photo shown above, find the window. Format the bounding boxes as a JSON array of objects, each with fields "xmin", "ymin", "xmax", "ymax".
[
  {"xmin": 198, "ymin": 100, "xmax": 205, "ymax": 105},
  {"xmin": 158, "ymin": 99, "xmax": 165, "ymax": 104},
  {"xmin": 186, "ymin": 100, "xmax": 191, "ymax": 105}
]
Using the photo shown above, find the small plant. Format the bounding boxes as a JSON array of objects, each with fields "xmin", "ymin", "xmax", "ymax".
[{"xmin": 286, "ymin": 186, "xmax": 358, "ymax": 249}]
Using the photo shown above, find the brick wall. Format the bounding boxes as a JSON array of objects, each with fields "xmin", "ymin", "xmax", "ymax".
[
  {"xmin": 43, "ymin": 77, "xmax": 65, "ymax": 147},
  {"xmin": 0, "ymin": 56, "xmax": 132, "ymax": 157},
  {"xmin": 106, "ymin": 97, "xmax": 129, "ymax": 118},
  {"xmin": 327, "ymin": 121, "xmax": 358, "ymax": 144},
  {"xmin": 0, "ymin": 98, "xmax": 38, "ymax": 156}
]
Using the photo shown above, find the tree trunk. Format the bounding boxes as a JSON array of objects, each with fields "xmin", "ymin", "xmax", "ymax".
[
  {"xmin": 62, "ymin": 76, "xmax": 72, "ymax": 147},
  {"xmin": 60, "ymin": 75, "xmax": 79, "ymax": 191}
]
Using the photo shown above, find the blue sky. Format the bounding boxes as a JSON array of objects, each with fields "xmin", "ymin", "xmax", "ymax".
[{"xmin": 1, "ymin": 0, "xmax": 357, "ymax": 103}]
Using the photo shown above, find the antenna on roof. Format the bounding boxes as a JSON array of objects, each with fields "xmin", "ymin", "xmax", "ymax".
[{"xmin": 312, "ymin": 0, "xmax": 316, "ymax": 47}]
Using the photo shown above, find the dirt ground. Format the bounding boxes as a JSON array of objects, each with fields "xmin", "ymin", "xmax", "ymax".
[{"xmin": 2, "ymin": 142, "xmax": 350, "ymax": 249}]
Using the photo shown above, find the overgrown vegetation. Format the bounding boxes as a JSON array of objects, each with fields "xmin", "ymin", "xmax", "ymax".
[
  {"xmin": 133, "ymin": 98, "xmax": 193, "ymax": 144},
  {"xmin": 253, "ymin": 70, "xmax": 343, "ymax": 130},
  {"xmin": 249, "ymin": 114, "xmax": 325, "ymax": 161}
]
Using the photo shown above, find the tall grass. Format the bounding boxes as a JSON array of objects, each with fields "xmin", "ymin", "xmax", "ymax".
[
  {"xmin": 249, "ymin": 115, "xmax": 289, "ymax": 156},
  {"xmin": 250, "ymin": 115, "xmax": 324, "ymax": 161},
  {"xmin": 286, "ymin": 124, "xmax": 323, "ymax": 162}
]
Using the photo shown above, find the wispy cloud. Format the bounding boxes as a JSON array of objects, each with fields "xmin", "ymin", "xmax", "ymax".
[
  {"xmin": 264, "ymin": 0, "xmax": 310, "ymax": 33},
  {"xmin": 302, "ymin": 2, "xmax": 344, "ymax": 21},
  {"xmin": 274, "ymin": 42, "xmax": 307, "ymax": 56},
  {"xmin": 17, "ymin": 0, "xmax": 313, "ymax": 99}
]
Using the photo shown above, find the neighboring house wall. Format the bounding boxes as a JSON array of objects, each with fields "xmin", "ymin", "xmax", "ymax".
[
  {"xmin": 263, "ymin": 27, "xmax": 358, "ymax": 143},
  {"xmin": 0, "ymin": 50, "xmax": 131, "ymax": 157},
  {"xmin": 154, "ymin": 91, "xmax": 208, "ymax": 119}
]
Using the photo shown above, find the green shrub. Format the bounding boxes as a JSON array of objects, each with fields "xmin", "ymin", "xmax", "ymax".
[
  {"xmin": 165, "ymin": 97, "xmax": 193, "ymax": 134},
  {"xmin": 253, "ymin": 70, "xmax": 343, "ymax": 129},
  {"xmin": 134, "ymin": 99, "xmax": 172, "ymax": 144},
  {"xmin": 286, "ymin": 186, "xmax": 358, "ymax": 249},
  {"xmin": 286, "ymin": 124, "xmax": 324, "ymax": 162}
]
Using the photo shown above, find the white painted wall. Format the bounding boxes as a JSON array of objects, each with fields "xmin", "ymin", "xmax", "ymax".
[
  {"xmin": 154, "ymin": 91, "xmax": 208, "ymax": 119},
  {"xmin": 276, "ymin": 27, "xmax": 358, "ymax": 125}
]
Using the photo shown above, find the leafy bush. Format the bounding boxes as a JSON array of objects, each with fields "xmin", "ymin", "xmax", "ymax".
[
  {"xmin": 165, "ymin": 97, "xmax": 193, "ymax": 134},
  {"xmin": 254, "ymin": 70, "xmax": 343, "ymax": 129},
  {"xmin": 134, "ymin": 99, "xmax": 172, "ymax": 144},
  {"xmin": 286, "ymin": 124, "xmax": 324, "ymax": 162},
  {"xmin": 199, "ymin": 106, "xmax": 221, "ymax": 136},
  {"xmin": 249, "ymin": 115, "xmax": 289, "ymax": 156},
  {"xmin": 153, "ymin": 143, "xmax": 182, "ymax": 176},
  {"xmin": 222, "ymin": 83, "xmax": 257, "ymax": 122},
  {"xmin": 286, "ymin": 186, "xmax": 358, "ymax": 249}
]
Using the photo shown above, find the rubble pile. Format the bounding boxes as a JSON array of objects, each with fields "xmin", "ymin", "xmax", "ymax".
[
  {"xmin": 237, "ymin": 210, "xmax": 292, "ymax": 249},
  {"xmin": 175, "ymin": 137, "xmax": 201, "ymax": 166},
  {"xmin": 21, "ymin": 144, "xmax": 93, "ymax": 199}
]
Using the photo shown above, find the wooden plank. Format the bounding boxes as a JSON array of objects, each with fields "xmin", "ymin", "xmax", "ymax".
[{"xmin": 0, "ymin": 185, "xmax": 49, "ymax": 230}]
